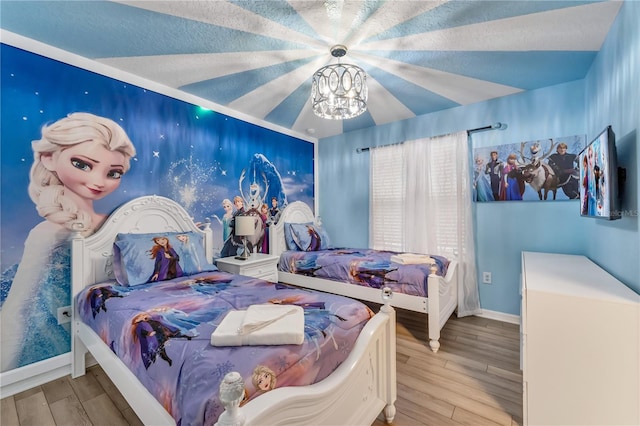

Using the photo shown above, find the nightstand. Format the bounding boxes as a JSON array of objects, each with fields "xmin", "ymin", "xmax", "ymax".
[{"xmin": 216, "ymin": 253, "xmax": 279, "ymax": 282}]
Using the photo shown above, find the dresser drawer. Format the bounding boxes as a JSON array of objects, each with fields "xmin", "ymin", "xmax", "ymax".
[
  {"xmin": 216, "ymin": 254, "xmax": 279, "ymax": 282},
  {"xmin": 252, "ymin": 271, "xmax": 278, "ymax": 282},
  {"xmin": 241, "ymin": 263, "xmax": 277, "ymax": 280}
]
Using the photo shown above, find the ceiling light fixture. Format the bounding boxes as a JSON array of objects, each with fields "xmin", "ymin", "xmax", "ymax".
[{"xmin": 311, "ymin": 45, "xmax": 367, "ymax": 120}]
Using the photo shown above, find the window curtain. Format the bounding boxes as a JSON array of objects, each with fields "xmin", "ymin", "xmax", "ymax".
[{"xmin": 370, "ymin": 131, "xmax": 481, "ymax": 317}]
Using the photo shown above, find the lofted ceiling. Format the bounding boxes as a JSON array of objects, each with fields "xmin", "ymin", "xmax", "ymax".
[{"xmin": 1, "ymin": 1, "xmax": 623, "ymax": 139}]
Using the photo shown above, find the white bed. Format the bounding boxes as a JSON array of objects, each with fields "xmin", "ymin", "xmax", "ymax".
[
  {"xmin": 270, "ymin": 201, "xmax": 458, "ymax": 352},
  {"xmin": 71, "ymin": 195, "xmax": 396, "ymax": 426}
]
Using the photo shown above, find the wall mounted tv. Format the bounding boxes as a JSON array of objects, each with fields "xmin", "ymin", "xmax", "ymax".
[{"xmin": 579, "ymin": 126, "xmax": 624, "ymax": 220}]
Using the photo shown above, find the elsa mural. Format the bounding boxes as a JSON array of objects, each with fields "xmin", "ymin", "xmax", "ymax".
[
  {"xmin": 0, "ymin": 112, "xmax": 136, "ymax": 371},
  {"xmin": 1, "ymin": 45, "xmax": 316, "ymax": 374}
]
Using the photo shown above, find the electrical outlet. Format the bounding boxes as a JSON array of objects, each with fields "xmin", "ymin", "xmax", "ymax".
[
  {"xmin": 482, "ymin": 272, "xmax": 492, "ymax": 284},
  {"xmin": 57, "ymin": 306, "xmax": 72, "ymax": 324}
]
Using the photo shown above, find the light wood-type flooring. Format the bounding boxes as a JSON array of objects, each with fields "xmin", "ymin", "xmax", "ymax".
[{"xmin": 1, "ymin": 308, "xmax": 522, "ymax": 425}]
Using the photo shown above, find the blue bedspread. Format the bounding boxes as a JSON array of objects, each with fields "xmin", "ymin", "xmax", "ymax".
[
  {"xmin": 279, "ymin": 249, "xmax": 450, "ymax": 297},
  {"xmin": 76, "ymin": 270, "xmax": 372, "ymax": 425}
]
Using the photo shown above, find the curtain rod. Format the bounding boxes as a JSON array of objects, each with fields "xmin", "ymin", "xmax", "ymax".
[{"xmin": 355, "ymin": 122, "xmax": 507, "ymax": 153}]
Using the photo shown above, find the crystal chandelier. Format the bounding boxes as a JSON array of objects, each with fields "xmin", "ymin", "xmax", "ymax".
[{"xmin": 311, "ymin": 45, "xmax": 368, "ymax": 120}]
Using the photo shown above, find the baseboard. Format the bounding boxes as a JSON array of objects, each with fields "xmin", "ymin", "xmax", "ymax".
[
  {"xmin": 0, "ymin": 352, "xmax": 97, "ymax": 399},
  {"xmin": 476, "ymin": 309, "xmax": 520, "ymax": 324},
  {"xmin": 0, "ymin": 354, "xmax": 71, "ymax": 398}
]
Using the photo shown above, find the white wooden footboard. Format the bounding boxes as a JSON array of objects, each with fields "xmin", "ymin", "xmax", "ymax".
[
  {"xmin": 73, "ymin": 297, "xmax": 396, "ymax": 426},
  {"xmin": 218, "ymin": 304, "xmax": 397, "ymax": 426}
]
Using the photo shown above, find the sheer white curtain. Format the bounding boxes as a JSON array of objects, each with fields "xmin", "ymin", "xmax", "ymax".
[{"xmin": 370, "ymin": 131, "xmax": 480, "ymax": 317}]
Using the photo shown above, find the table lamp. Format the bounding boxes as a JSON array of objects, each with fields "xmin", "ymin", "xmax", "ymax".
[{"xmin": 234, "ymin": 215, "xmax": 255, "ymax": 260}]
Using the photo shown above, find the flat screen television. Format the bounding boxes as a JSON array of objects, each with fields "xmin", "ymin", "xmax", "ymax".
[{"xmin": 578, "ymin": 126, "xmax": 621, "ymax": 220}]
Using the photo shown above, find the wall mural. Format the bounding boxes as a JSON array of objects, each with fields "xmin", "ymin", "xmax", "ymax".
[
  {"xmin": 473, "ymin": 134, "xmax": 586, "ymax": 202},
  {"xmin": 0, "ymin": 44, "xmax": 314, "ymax": 372}
]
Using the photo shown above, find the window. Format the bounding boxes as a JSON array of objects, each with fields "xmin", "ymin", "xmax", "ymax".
[
  {"xmin": 370, "ymin": 144, "xmax": 404, "ymax": 251},
  {"xmin": 369, "ymin": 131, "xmax": 480, "ymax": 316}
]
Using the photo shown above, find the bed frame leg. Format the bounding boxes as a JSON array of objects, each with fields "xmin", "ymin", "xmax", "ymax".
[
  {"xmin": 71, "ymin": 331, "xmax": 87, "ymax": 378},
  {"xmin": 427, "ymin": 270, "xmax": 442, "ymax": 353},
  {"xmin": 384, "ymin": 403, "xmax": 396, "ymax": 424},
  {"xmin": 379, "ymin": 293, "xmax": 397, "ymax": 424}
]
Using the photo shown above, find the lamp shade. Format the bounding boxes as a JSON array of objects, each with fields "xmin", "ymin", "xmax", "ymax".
[{"xmin": 235, "ymin": 215, "xmax": 255, "ymax": 237}]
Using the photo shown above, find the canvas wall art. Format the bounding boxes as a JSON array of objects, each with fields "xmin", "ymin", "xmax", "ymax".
[{"xmin": 473, "ymin": 134, "xmax": 586, "ymax": 202}]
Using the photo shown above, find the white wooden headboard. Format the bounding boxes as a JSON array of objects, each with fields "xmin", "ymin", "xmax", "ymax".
[
  {"xmin": 71, "ymin": 195, "xmax": 212, "ymax": 299},
  {"xmin": 268, "ymin": 201, "xmax": 316, "ymax": 257}
]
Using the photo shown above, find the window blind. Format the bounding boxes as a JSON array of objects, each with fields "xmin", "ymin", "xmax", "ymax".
[{"xmin": 370, "ymin": 144, "xmax": 404, "ymax": 251}]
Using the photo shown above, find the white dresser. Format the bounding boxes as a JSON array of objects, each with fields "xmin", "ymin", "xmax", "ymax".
[
  {"xmin": 520, "ymin": 251, "xmax": 639, "ymax": 426},
  {"xmin": 216, "ymin": 253, "xmax": 279, "ymax": 282}
]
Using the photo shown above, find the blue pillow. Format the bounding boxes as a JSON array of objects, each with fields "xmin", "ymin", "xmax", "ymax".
[
  {"xmin": 289, "ymin": 223, "xmax": 332, "ymax": 251},
  {"xmin": 113, "ymin": 231, "xmax": 217, "ymax": 286},
  {"xmin": 284, "ymin": 222, "xmax": 310, "ymax": 251}
]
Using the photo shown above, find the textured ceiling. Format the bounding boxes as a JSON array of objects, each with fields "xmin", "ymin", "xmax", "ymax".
[{"xmin": 1, "ymin": 1, "xmax": 623, "ymax": 139}]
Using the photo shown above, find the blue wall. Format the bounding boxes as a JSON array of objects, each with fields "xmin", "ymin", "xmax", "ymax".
[
  {"xmin": 583, "ymin": 0, "xmax": 639, "ymax": 292},
  {"xmin": 318, "ymin": 1, "xmax": 639, "ymax": 315}
]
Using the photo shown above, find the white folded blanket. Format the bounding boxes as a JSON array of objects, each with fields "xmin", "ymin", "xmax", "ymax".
[
  {"xmin": 211, "ymin": 304, "xmax": 304, "ymax": 346},
  {"xmin": 390, "ymin": 253, "xmax": 435, "ymax": 265}
]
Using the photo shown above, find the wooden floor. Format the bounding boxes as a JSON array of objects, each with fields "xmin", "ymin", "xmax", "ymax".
[
  {"xmin": 373, "ymin": 308, "xmax": 523, "ymax": 426},
  {"xmin": 1, "ymin": 309, "xmax": 522, "ymax": 426}
]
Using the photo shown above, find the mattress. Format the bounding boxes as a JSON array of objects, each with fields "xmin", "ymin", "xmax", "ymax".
[{"xmin": 279, "ymin": 248, "xmax": 450, "ymax": 297}]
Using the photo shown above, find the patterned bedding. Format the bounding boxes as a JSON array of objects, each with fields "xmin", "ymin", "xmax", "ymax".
[
  {"xmin": 279, "ymin": 249, "xmax": 450, "ymax": 297},
  {"xmin": 76, "ymin": 270, "xmax": 373, "ymax": 425}
]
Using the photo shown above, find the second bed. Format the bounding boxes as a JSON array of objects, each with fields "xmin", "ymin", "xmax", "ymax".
[{"xmin": 270, "ymin": 201, "xmax": 459, "ymax": 352}]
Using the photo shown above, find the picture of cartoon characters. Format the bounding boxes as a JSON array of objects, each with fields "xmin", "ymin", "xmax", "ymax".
[
  {"xmin": 268, "ymin": 197, "xmax": 281, "ymax": 224},
  {"xmin": 85, "ymin": 285, "xmax": 127, "ymax": 318},
  {"xmin": 0, "ymin": 112, "xmax": 136, "ymax": 372},
  {"xmin": 176, "ymin": 233, "xmax": 202, "ymax": 273},
  {"xmin": 252, "ymin": 365, "xmax": 277, "ymax": 393},
  {"xmin": 0, "ymin": 46, "xmax": 316, "ymax": 376},
  {"xmin": 500, "ymin": 153, "xmax": 523, "ymax": 201},
  {"xmin": 148, "ymin": 236, "xmax": 183, "ymax": 282},
  {"xmin": 474, "ymin": 135, "xmax": 585, "ymax": 202},
  {"xmin": 130, "ymin": 311, "xmax": 193, "ymax": 369},
  {"xmin": 484, "ymin": 151, "xmax": 503, "ymax": 201},
  {"xmin": 474, "ymin": 156, "xmax": 494, "ymax": 202},
  {"xmin": 257, "ymin": 203, "xmax": 269, "ymax": 253},
  {"xmin": 547, "ymin": 142, "xmax": 579, "ymax": 199},
  {"xmin": 220, "ymin": 195, "xmax": 246, "ymax": 257}
]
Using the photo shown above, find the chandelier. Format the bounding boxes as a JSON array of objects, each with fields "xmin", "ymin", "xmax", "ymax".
[{"xmin": 311, "ymin": 45, "xmax": 368, "ymax": 120}]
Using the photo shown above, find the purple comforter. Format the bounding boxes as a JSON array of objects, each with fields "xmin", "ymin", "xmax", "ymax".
[
  {"xmin": 76, "ymin": 270, "xmax": 372, "ymax": 425},
  {"xmin": 279, "ymin": 249, "xmax": 450, "ymax": 297}
]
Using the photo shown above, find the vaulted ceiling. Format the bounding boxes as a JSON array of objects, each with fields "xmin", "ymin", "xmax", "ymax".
[{"xmin": 1, "ymin": 1, "xmax": 623, "ymax": 139}]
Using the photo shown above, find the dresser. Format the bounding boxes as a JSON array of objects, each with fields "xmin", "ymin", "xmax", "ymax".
[
  {"xmin": 216, "ymin": 253, "xmax": 279, "ymax": 282},
  {"xmin": 520, "ymin": 251, "xmax": 639, "ymax": 426}
]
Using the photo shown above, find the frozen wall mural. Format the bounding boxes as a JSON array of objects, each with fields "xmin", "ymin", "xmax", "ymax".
[{"xmin": 0, "ymin": 44, "xmax": 314, "ymax": 372}]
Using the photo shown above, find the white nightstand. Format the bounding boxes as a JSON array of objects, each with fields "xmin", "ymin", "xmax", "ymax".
[{"xmin": 216, "ymin": 253, "xmax": 279, "ymax": 282}]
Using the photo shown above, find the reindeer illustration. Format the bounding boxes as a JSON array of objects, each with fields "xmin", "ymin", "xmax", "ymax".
[{"xmin": 518, "ymin": 139, "xmax": 560, "ymax": 200}]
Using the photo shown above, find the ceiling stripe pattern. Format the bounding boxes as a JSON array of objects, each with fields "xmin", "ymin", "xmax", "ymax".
[{"xmin": 1, "ymin": 0, "xmax": 622, "ymax": 139}]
